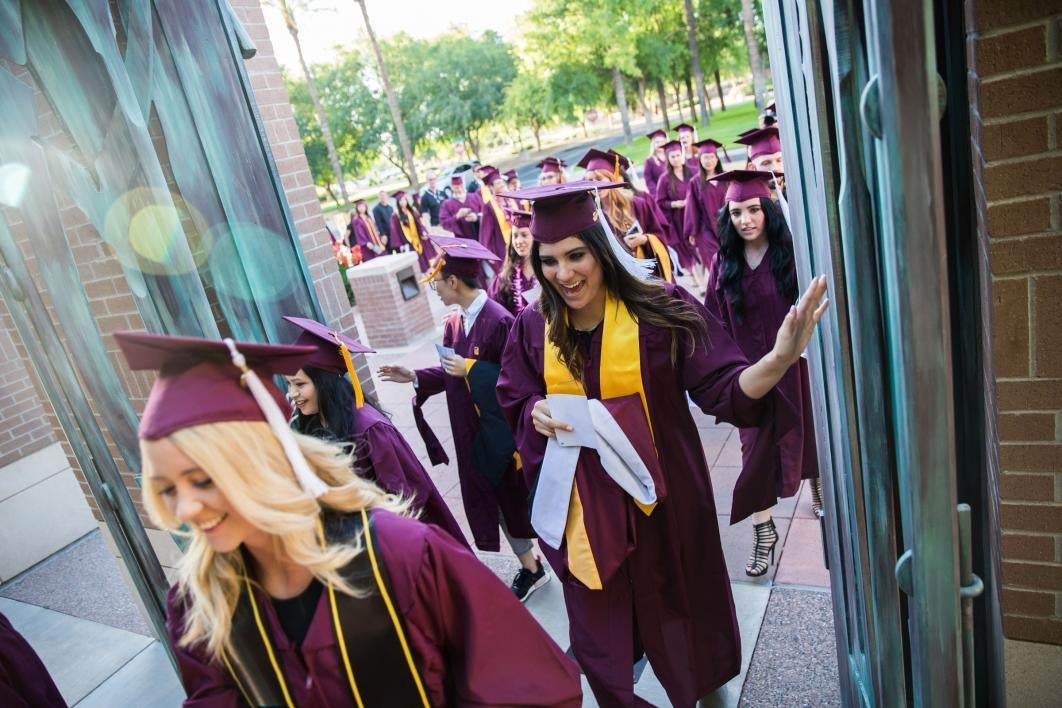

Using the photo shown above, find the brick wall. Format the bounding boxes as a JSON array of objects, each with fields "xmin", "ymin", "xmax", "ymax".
[
  {"xmin": 967, "ymin": 0, "xmax": 1062, "ymax": 645},
  {"xmin": 0, "ymin": 303, "xmax": 55, "ymax": 468}
]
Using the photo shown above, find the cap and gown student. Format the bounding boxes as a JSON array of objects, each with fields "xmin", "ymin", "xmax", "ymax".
[
  {"xmin": 475, "ymin": 166, "xmax": 511, "ymax": 259},
  {"xmin": 377, "ymin": 237, "xmax": 550, "ymax": 603},
  {"xmin": 683, "ymin": 138, "xmax": 729, "ymax": 293},
  {"xmin": 0, "ymin": 612, "xmax": 65, "ymax": 707},
  {"xmin": 283, "ymin": 316, "xmax": 468, "ymax": 548},
  {"xmin": 655, "ymin": 139, "xmax": 698, "ymax": 275},
  {"xmin": 735, "ymin": 126, "xmax": 785, "ymax": 195},
  {"xmin": 703, "ymin": 171, "xmax": 822, "ymax": 576},
  {"xmin": 536, "ymin": 156, "xmax": 567, "ymax": 185},
  {"xmin": 489, "ymin": 200, "xmax": 540, "ymax": 316},
  {"xmin": 642, "ymin": 128, "xmax": 668, "ymax": 200},
  {"xmin": 350, "ymin": 199, "xmax": 387, "ymax": 262},
  {"xmin": 117, "ymin": 331, "xmax": 582, "ymax": 708},
  {"xmin": 495, "ymin": 181, "xmax": 828, "ymax": 707},
  {"xmin": 439, "ymin": 175, "xmax": 482, "ymax": 240},
  {"xmin": 577, "ymin": 149, "xmax": 673, "ymax": 281},
  {"xmin": 505, "ymin": 169, "xmax": 521, "ymax": 190},
  {"xmin": 673, "ymin": 122, "xmax": 698, "ymax": 167},
  {"xmin": 389, "ymin": 190, "xmax": 437, "ymax": 271},
  {"xmin": 760, "ymin": 101, "xmax": 778, "ymax": 128}
]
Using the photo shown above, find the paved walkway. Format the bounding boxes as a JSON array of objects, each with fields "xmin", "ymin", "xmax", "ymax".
[{"xmin": 0, "ymin": 279, "xmax": 838, "ymax": 706}]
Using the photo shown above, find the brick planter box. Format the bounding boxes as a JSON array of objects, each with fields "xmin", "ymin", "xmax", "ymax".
[{"xmin": 347, "ymin": 252, "xmax": 435, "ymax": 348}]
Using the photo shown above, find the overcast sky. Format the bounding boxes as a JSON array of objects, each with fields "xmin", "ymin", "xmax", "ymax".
[{"xmin": 262, "ymin": 0, "xmax": 533, "ymax": 70}]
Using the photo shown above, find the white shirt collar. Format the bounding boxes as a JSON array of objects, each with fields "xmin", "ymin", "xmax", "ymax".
[{"xmin": 460, "ymin": 290, "xmax": 489, "ymax": 333}]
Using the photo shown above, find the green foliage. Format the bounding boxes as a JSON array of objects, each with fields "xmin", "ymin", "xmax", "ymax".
[
  {"xmin": 502, "ymin": 71, "xmax": 555, "ymax": 148},
  {"xmin": 609, "ymin": 99, "xmax": 760, "ymax": 157},
  {"xmin": 549, "ymin": 62, "xmax": 609, "ymax": 123}
]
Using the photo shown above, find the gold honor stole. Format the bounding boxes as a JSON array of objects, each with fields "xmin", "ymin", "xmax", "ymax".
[
  {"xmin": 483, "ymin": 191, "xmax": 512, "ymax": 246},
  {"xmin": 360, "ymin": 215, "xmax": 385, "ymax": 249},
  {"xmin": 543, "ymin": 292, "xmax": 658, "ymax": 590},
  {"xmin": 635, "ymin": 235, "xmax": 674, "ymax": 283},
  {"xmin": 399, "ymin": 208, "xmax": 423, "ymax": 254}
]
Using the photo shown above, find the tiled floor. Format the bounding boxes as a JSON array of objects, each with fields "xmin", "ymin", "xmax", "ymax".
[{"xmin": 1, "ymin": 279, "xmax": 838, "ymax": 706}]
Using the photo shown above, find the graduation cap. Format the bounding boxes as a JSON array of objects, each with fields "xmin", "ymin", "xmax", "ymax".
[
  {"xmin": 646, "ymin": 129, "xmax": 667, "ymax": 141},
  {"xmin": 708, "ymin": 169, "xmax": 774, "ymax": 203},
  {"xmin": 576, "ymin": 148, "xmax": 619, "ymax": 175},
  {"xmin": 694, "ymin": 138, "xmax": 732, "ymax": 164},
  {"xmin": 765, "ymin": 101, "xmax": 777, "ymax": 113},
  {"xmin": 536, "ymin": 157, "xmax": 566, "ymax": 174},
  {"xmin": 606, "ymin": 149, "xmax": 631, "ymax": 171},
  {"xmin": 663, "ymin": 140, "xmax": 682, "ymax": 154},
  {"xmin": 674, "ymin": 123, "xmax": 695, "ymax": 135},
  {"xmin": 504, "ymin": 169, "xmax": 519, "ymax": 182},
  {"xmin": 392, "ymin": 190, "xmax": 407, "ymax": 201},
  {"xmin": 449, "ymin": 175, "xmax": 464, "ymax": 186},
  {"xmin": 282, "ymin": 316, "xmax": 374, "ymax": 410},
  {"xmin": 114, "ymin": 331, "xmax": 329, "ymax": 496},
  {"xmin": 503, "ymin": 180, "xmax": 656, "ymax": 279},
  {"xmin": 735, "ymin": 126, "xmax": 782, "ymax": 159},
  {"xmin": 422, "ymin": 234, "xmax": 500, "ymax": 283},
  {"xmin": 500, "ymin": 196, "xmax": 533, "ymax": 228},
  {"xmin": 354, "ymin": 198, "xmax": 367, "ymax": 206}
]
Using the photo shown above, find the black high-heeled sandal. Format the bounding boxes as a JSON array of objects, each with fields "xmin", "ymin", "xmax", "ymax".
[
  {"xmin": 811, "ymin": 479, "xmax": 823, "ymax": 517},
  {"xmin": 746, "ymin": 518, "xmax": 778, "ymax": 577}
]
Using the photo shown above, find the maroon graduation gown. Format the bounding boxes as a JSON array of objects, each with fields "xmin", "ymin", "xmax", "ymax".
[
  {"xmin": 488, "ymin": 267, "xmax": 538, "ymax": 317},
  {"xmin": 389, "ymin": 208, "xmax": 437, "ymax": 271},
  {"xmin": 414, "ymin": 301, "xmax": 535, "ymax": 551},
  {"xmin": 477, "ymin": 200, "xmax": 507, "ymax": 260},
  {"xmin": 683, "ymin": 176, "xmax": 726, "ymax": 268},
  {"xmin": 705, "ymin": 256, "xmax": 819, "ymax": 522},
  {"xmin": 0, "ymin": 612, "xmax": 65, "ymax": 708},
  {"xmin": 642, "ymin": 155, "xmax": 666, "ymax": 200},
  {"xmin": 167, "ymin": 511, "xmax": 582, "ymax": 707},
  {"xmin": 497, "ymin": 286, "xmax": 796, "ymax": 707},
  {"xmin": 351, "ymin": 215, "xmax": 387, "ymax": 263},
  {"xmin": 655, "ymin": 172, "xmax": 696, "ymax": 269},
  {"xmin": 351, "ymin": 404, "xmax": 469, "ymax": 549},
  {"xmin": 439, "ymin": 194, "xmax": 483, "ymax": 240}
]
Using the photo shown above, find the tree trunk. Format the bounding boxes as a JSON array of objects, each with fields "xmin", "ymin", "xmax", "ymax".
[
  {"xmin": 533, "ymin": 126, "xmax": 542, "ymax": 152},
  {"xmin": 637, "ymin": 78, "xmax": 652, "ymax": 131},
  {"xmin": 673, "ymin": 82, "xmax": 685, "ymax": 122},
  {"xmin": 741, "ymin": 0, "xmax": 766, "ymax": 111},
  {"xmin": 464, "ymin": 130, "xmax": 480, "ymax": 161},
  {"xmin": 655, "ymin": 79, "xmax": 670, "ymax": 131},
  {"xmin": 356, "ymin": 0, "xmax": 419, "ymax": 190},
  {"xmin": 581, "ymin": 117, "xmax": 589, "ymax": 137},
  {"xmin": 715, "ymin": 67, "xmax": 727, "ymax": 111},
  {"xmin": 611, "ymin": 67, "xmax": 632, "ymax": 144},
  {"xmin": 683, "ymin": 0, "xmax": 711, "ymax": 127},
  {"xmin": 684, "ymin": 74, "xmax": 698, "ymax": 124},
  {"xmin": 285, "ymin": 11, "xmax": 348, "ymax": 206}
]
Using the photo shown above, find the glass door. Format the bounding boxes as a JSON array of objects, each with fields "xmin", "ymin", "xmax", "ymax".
[{"xmin": 759, "ymin": 0, "xmax": 969, "ymax": 704}]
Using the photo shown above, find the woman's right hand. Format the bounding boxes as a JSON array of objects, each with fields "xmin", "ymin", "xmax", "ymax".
[
  {"xmin": 377, "ymin": 365, "xmax": 416, "ymax": 384},
  {"xmin": 531, "ymin": 399, "xmax": 573, "ymax": 438}
]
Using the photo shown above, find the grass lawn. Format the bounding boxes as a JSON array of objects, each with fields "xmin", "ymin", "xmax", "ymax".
[{"xmin": 610, "ymin": 100, "xmax": 761, "ymax": 163}]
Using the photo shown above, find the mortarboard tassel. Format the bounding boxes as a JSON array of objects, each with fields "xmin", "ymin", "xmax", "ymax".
[
  {"xmin": 592, "ymin": 189, "xmax": 656, "ymax": 281},
  {"xmin": 418, "ymin": 255, "xmax": 446, "ymax": 285},
  {"xmin": 224, "ymin": 338, "xmax": 330, "ymax": 498},
  {"xmin": 335, "ymin": 336, "xmax": 366, "ymax": 409}
]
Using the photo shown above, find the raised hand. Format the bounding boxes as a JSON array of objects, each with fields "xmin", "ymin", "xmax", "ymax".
[{"xmin": 771, "ymin": 275, "xmax": 829, "ymax": 365}]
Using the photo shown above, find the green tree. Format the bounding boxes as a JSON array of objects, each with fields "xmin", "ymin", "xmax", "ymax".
[
  {"xmin": 549, "ymin": 63, "xmax": 608, "ymax": 136},
  {"xmin": 502, "ymin": 71, "xmax": 555, "ymax": 151}
]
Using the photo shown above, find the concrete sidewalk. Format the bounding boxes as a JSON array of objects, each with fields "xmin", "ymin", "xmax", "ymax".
[{"xmin": 0, "ymin": 278, "xmax": 838, "ymax": 706}]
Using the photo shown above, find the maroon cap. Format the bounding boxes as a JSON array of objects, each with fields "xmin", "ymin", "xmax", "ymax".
[
  {"xmin": 505, "ymin": 169, "xmax": 519, "ymax": 181},
  {"xmin": 500, "ymin": 197, "xmax": 533, "ymax": 228},
  {"xmin": 424, "ymin": 235, "xmax": 500, "ymax": 280},
  {"xmin": 606, "ymin": 149, "xmax": 631, "ymax": 171},
  {"xmin": 737, "ymin": 127, "xmax": 759, "ymax": 138},
  {"xmin": 354, "ymin": 198, "xmax": 367, "ymax": 206},
  {"xmin": 482, "ymin": 168, "xmax": 504, "ymax": 186},
  {"xmin": 709, "ymin": 170, "xmax": 773, "ymax": 203},
  {"xmin": 735, "ymin": 127, "xmax": 782, "ymax": 159},
  {"xmin": 536, "ymin": 157, "xmax": 565, "ymax": 174},
  {"xmin": 503, "ymin": 180, "xmax": 626, "ymax": 244},
  {"xmin": 695, "ymin": 139, "xmax": 724, "ymax": 155},
  {"xmin": 392, "ymin": 190, "xmax": 406, "ymax": 201},
  {"xmin": 663, "ymin": 140, "xmax": 682, "ymax": 154},
  {"xmin": 646, "ymin": 129, "xmax": 667, "ymax": 141},
  {"xmin": 114, "ymin": 331, "xmax": 316, "ymax": 440},
  {"xmin": 576, "ymin": 148, "xmax": 619, "ymax": 174},
  {"xmin": 765, "ymin": 102, "xmax": 777, "ymax": 113},
  {"xmin": 450, "ymin": 175, "xmax": 463, "ymax": 186},
  {"xmin": 674, "ymin": 123, "xmax": 695, "ymax": 134},
  {"xmin": 282, "ymin": 316, "xmax": 373, "ymax": 375}
]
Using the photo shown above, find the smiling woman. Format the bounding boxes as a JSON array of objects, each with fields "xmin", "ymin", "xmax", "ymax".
[{"xmin": 115, "ymin": 330, "xmax": 582, "ymax": 707}]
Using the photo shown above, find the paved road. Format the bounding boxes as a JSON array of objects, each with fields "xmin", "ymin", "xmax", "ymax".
[{"xmin": 508, "ymin": 132, "xmax": 630, "ymax": 188}]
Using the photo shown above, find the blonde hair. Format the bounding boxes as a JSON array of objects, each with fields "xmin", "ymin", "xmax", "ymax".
[
  {"xmin": 589, "ymin": 168, "xmax": 637, "ymax": 234},
  {"xmin": 142, "ymin": 420, "xmax": 409, "ymax": 662}
]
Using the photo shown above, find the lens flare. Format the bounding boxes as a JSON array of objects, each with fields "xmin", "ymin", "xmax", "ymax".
[{"xmin": 0, "ymin": 163, "xmax": 31, "ymax": 208}]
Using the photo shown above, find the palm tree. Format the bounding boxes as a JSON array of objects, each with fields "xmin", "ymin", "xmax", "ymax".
[
  {"xmin": 354, "ymin": 0, "xmax": 419, "ymax": 191},
  {"xmin": 683, "ymin": 0, "xmax": 711, "ymax": 126},
  {"xmin": 740, "ymin": 0, "xmax": 767, "ymax": 111},
  {"xmin": 272, "ymin": 0, "xmax": 349, "ymax": 206}
]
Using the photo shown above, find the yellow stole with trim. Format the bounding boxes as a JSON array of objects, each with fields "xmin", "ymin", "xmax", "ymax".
[
  {"xmin": 542, "ymin": 292, "xmax": 658, "ymax": 590},
  {"xmin": 481, "ymin": 190, "xmax": 512, "ymax": 246},
  {"xmin": 359, "ymin": 215, "xmax": 385, "ymax": 248},
  {"xmin": 635, "ymin": 235, "xmax": 674, "ymax": 283},
  {"xmin": 398, "ymin": 208, "xmax": 423, "ymax": 254}
]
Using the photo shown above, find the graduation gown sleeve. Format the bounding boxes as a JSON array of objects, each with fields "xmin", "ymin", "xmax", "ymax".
[
  {"xmin": 166, "ymin": 587, "xmax": 241, "ymax": 708},
  {"xmin": 497, "ymin": 307, "xmax": 548, "ymax": 478}
]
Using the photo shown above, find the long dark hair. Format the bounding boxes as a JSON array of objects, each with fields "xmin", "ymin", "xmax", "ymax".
[
  {"xmin": 290, "ymin": 366, "xmax": 386, "ymax": 442},
  {"xmin": 698, "ymin": 153, "xmax": 725, "ymax": 181},
  {"xmin": 397, "ymin": 200, "xmax": 418, "ymax": 228},
  {"xmin": 714, "ymin": 197, "xmax": 798, "ymax": 322},
  {"xmin": 666, "ymin": 160, "xmax": 692, "ymax": 198},
  {"xmin": 530, "ymin": 223, "xmax": 707, "ymax": 383},
  {"xmin": 494, "ymin": 237, "xmax": 529, "ymax": 311}
]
